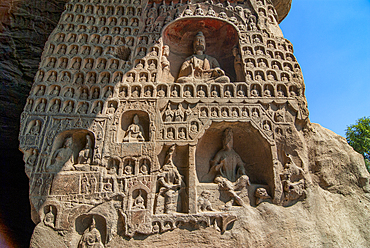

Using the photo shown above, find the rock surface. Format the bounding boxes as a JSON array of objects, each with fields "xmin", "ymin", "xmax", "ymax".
[{"xmin": 0, "ymin": 0, "xmax": 369, "ymax": 248}]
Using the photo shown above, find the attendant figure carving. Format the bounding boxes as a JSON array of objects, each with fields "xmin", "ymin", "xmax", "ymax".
[
  {"xmin": 161, "ymin": 45, "xmax": 174, "ymax": 83},
  {"xmin": 232, "ymin": 47, "xmax": 244, "ymax": 82},
  {"xmin": 177, "ymin": 32, "xmax": 230, "ymax": 84},
  {"xmin": 254, "ymin": 188, "xmax": 271, "ymax": 205},
  {"xmin": 157, "ymin": 145, "xmax": 183, "ymax": 214},
  {"xmin": 164, "ymin": 103, "xmax": 174, "ymax": 122},
  {"xmin": 48, "ymin": 137, "xmax": 74, "ymax": 172},
  {"xmin": 280, "ymin": 154, "xmax": 306, "ymax": 201},
  {"xmin": 78, "ymin": 135, "xmax": 93, "ymax": 164}
]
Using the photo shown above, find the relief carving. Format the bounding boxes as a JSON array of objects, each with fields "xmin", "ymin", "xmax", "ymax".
[
  {"xmin": 177, "ymin": 32, "xmax": 230, "ymax": 84},
  {"xmin": 19, "ymin": 0, "xmax": 310, "ymax": 244}
]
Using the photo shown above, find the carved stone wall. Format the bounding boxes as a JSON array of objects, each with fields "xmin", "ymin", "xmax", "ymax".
[{"xmin": 11, "ymin": 0, "xmax": 370, "ymax": 247}]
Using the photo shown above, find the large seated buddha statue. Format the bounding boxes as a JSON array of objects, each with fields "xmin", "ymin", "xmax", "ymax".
[{"xmin": 177, "ymin": 32, "xmax": 230, "ymax": 84}]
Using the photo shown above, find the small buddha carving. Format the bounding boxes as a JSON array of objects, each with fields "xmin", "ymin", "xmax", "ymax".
[
  {"xmin": 44, "ymin": 206, "xmax": 55, "ymax": 228},
  {"xmin": 133, "ymin": 190, "xmax": 145, "ymax": 209}
]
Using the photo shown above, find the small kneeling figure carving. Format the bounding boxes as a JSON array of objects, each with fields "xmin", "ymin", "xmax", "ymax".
[
  {"xmin": 198, "ymin": 190, "xmax": 214, "ymax": 212},
  {"xmin": 157, "ymin": 145, "xmax": 183, "ymax": 214}
]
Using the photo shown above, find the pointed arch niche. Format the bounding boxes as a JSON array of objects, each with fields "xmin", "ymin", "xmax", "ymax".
[
  {"xmin": 195, "ymin": 122, "xmax": 276, "ymax": 196},
  {"xmin": 162, "ymin": 17, "xmax": 240, "ymax": 81}
]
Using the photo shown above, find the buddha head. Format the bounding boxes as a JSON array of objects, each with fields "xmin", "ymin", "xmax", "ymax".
[
  {"xmin": 193, "ymin": 31, "xmax": 206, "ymax": 54},
  {"xmin": 223, "ymin": 128, "xmax": 234, "ymax": 150}
]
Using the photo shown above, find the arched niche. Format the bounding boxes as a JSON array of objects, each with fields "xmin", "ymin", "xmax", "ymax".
[
  {"xmin": 118, "ymin": 110, "xmax": 150, "ymax": 142},
  {"xmin": 75, "ymin": 214, "xmax": 107, "ymax": 245},
  {"xmin": 162, "ymin": 17, "xmax": 239, "ymax": 81},
  {"xmin": 196, "ymin": 122, "xmax": 274, "ymax": 192},
  {"xmin": 48, "ymin": 129, "xmax": 95, "ymax": 170}
]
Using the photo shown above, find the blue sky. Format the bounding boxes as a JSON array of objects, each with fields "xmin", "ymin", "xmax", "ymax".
[{"xmin": 280, "ymin": 0, "xmax": 370, "ymax": 137}]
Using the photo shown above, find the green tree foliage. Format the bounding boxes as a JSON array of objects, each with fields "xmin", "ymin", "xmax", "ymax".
[{"xmin": 345, "ymin": 116, "xmax": 370, "ymax": 172}]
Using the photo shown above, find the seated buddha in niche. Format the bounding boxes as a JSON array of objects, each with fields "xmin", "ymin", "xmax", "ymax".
[
  {"xmin": 123, "ymin": 114, "xmax": 145, "ymax": 142},
  {"xmin": 208, "ymin": 128, "xmax": 248, "ymax": 182},
  {"xmin": 177, "ymin": 32, "xmax": 230, "ymax": 84},
  {"xmin": 204, "ymin": 128, "xmax": 251, "ymax": 207}
]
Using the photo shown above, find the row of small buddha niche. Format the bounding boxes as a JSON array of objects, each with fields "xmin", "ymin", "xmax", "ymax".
[
  {"xmin": 52, "ymin": 31, "xmax": 135, "ymax": 48},
  {"xmin": 169, "ymin": 3, "xmax": 251, "ymax": 25},
  {"xmin": 47, "ymin": 42, "xmax": 127, "ymax": 59},
  {"xmin": 65, "ymin": 4, "xmax": 142, "ymax": 18},
  {"xmin": 248, "ymin": 71, "xmax": 293, "ymax": 84},
  {"xmin": 245, "ymin": 34, "xmax": 294, "ymax": 53},
  {"xmin": 244, "ymin": 59, "xmax": 299, "ymax": 75},
  {"xmin": 27, "ymin": 99, "xmax": 104, "ymax": 115},
  {"xmin": 108, "ymin": 157, "xmax": 150, "ymax": 176},
  {"xmin": 37, "ymin": 70, "xmax": 123, "ymax": 86},
  {"xmin": 32, "ymin": 83, "xmax": 116, "ymax": 99},
  {"xmin": 58, "ymin": 24, "xmax": 138, "ymax": 39},
  {"xmin": 67, "ymin": 1, "xmax": 142, "ymax": 15},
  {"xmin": 60, "ymin": 17, "xmax": 140, "ymax": 34},
  {"xmin": 49, "ymin": 34, "xmax": 154, "ymax": 54},
  {"xmin": 44, "ymin": 56, "xmax": 124, "ymax": 71},
  {"xmin": 162, "ymin": 127, "xmax": 188, "ymax": 140},
  {"xmin": 133, "ymin": 59, "xmax": 158, "ymax": 71},
  {"xmin": 71, "ymin": 0, "xmax": 136, "ymax": 4},
  {"xmin": 118, "ymin": 82, "xmax": 295, "ymax": 99},
  {"xmin": 197, "ymin": 106, "xmax": 263, "ymax": 119},
  {"xmin": 242, "ymin": 45, "xmax": 296, "ymax": 61},
  {"xmin": 46, "ymin": 134, "xmax": 94, "ymax": 172},
  {"xmin": 145, "ymin": 0, "xmax": 191, "ymax": 20},
  {"xmin": 46, "ymin": 58, "xmax": 125, "ymax": 73},
  {"xmin": 28, "ymin": 85, "xmax": 113, "ymax": 103},
  {"xmin": 119, "ymin": 84, "xmax": 218, "ymax": 98}
]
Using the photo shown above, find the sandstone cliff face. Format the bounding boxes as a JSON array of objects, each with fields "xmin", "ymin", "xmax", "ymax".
[{"xmin": 28, "ymin": 124, "xmax": 370, "ymax": 248}]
